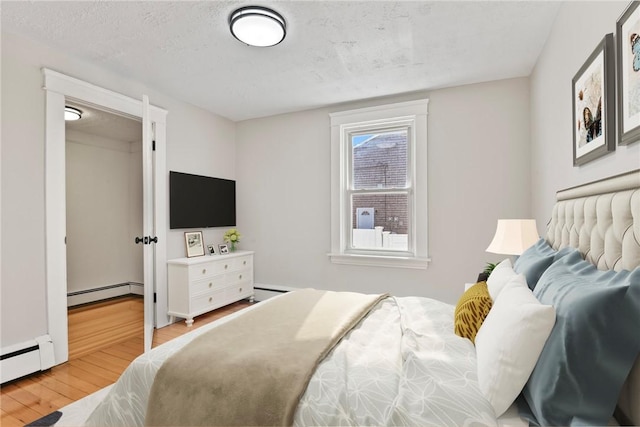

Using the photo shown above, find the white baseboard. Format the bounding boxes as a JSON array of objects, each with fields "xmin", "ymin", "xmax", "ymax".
[
  {"xmin": 129, "ymin": 282, "xmax": 144, "ymax": 296},
  {"xmin": 1, "ymin": 335, "xmax": 54, "ymax": 383},
  {"xmin": 67, "ymin": 282, "xmax": 144, "ymax": 306}
]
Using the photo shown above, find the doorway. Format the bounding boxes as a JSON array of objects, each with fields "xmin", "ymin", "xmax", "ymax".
[
  {"xmin": 44, "ymin": 69, "xmax": 169, "ymax": 365},
  {"xmin": 65, "ymin": 102, "xmax": 144, "ymax": 358}
]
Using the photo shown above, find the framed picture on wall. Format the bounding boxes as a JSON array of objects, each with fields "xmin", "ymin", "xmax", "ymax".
[
  {"xmin": 617, "ymin": 1, "xmax": 640, "ymax": 145},
  {"xmin": 184, "ymin": 231, "xmax": 205, "ymax": 258},
  {"xmin": 571, "ymin": 33, "xmax": 615, "ymax": 166}
]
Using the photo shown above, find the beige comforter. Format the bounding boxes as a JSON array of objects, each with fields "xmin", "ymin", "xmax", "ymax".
[{"xmin": 145, "ymin": 289, "xmax": 387, "ymax": 426}]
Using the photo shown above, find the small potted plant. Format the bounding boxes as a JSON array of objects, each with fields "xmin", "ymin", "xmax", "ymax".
[
  {"xmin": 223, "ymin": 228, "xmax": 241, "ymax": 252},
  {"xmin": 477, "ymin": 262, "xmax": 498, "ymax": 282}
]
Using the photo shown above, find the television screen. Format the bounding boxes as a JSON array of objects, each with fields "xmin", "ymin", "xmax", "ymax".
[{"xmin": 169, "ymin": 171, "xmax": 236, "ymax": 229}]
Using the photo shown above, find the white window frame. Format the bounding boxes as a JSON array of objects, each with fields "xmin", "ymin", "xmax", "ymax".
[{"xmin": 329, "ymin": 99, "xmax": 430, "ymax": 269}]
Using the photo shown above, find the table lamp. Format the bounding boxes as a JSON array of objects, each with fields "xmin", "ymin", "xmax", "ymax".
[{"xmin": 486, "ymin": 219, "xmax": 539, "ymax": 255}]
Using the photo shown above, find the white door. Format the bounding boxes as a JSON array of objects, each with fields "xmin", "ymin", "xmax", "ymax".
[
  {"xmin": 44, "ymin": 69, "xmax": 168, "ymax": 365},
  {"xmin": 142, "ymin": 95, "xmax": 155, "ymax": 352}
]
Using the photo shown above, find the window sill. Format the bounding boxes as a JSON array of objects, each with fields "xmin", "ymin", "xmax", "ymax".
[{"xmin": 327, "ymin": 253, "xmax": 431, "ymax": 269}]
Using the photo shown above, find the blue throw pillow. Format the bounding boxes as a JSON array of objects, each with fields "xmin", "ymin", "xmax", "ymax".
[
  {"xmin": 520, "ymin": 250, "xmax": 640, "ymax": 426},
  {"xmin": 513, "ymin": 238, "xmax": 572, "ymax": 290}
]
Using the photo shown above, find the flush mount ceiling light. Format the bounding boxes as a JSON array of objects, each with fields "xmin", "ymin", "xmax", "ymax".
[
  {"xmin": 64, "ymin": 106, "xmax": 82, "ymax": 121},
  {"xmin": 229, "ymin": 6, "xmax": 286, "ymax": 47}
]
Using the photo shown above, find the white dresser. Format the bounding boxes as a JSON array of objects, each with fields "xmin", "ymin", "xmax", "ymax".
[{"xmin": 167, "ymin": 251, "xmax": 254, "ymax": 326}]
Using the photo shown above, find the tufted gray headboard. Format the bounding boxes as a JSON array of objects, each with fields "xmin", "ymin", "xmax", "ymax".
[{"xmin": 545, "ymin": 169, "xmax": 640, "ymax": 425}]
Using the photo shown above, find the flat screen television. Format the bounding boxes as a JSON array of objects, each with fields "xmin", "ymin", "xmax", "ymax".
[{"xmin": 169, "ymin": 171, "xmax": 236, "ymax": 229}]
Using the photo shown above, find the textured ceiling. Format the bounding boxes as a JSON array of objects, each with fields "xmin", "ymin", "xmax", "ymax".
[
  {"xmin": 2, "ymin": 1, "xmax": 561, "ymax": 122},
  {"xmin": 66, "ymin": 102, "xmax": 141, "ymax": 143}
]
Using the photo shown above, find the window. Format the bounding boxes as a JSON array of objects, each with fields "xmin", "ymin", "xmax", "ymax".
[
  {"xmin": 329, "ymin": 99, "xmax": 430, "ymax": 269},
  {"xmin": 351, "ymin": 128, "xmax": 410, "ymax": 251}
]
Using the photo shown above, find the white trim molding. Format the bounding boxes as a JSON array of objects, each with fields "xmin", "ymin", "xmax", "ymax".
[
  {"xmin": 327, "ymin": 253, "xmax": 431, "ymax": 269},
  {"xmin": 329, "ymin": 99, "xmax": 430, "ymax": 269},
  {"xmin": 43, "ymin": 68, "xmax": 169, "ymax": 365},
  {"xmin": 43, "ymin": 69, "xmax": 167, "ymax": 120},
  {"xmin": 329, "ymin": 99, "xmax": 429, "ymax": 125}
]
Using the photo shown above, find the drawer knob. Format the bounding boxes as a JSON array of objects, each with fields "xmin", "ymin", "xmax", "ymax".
[
  {"xmin": 239, "ymin": 287, "xmax": 242, "ymax": 292},
  {"xmin": 239, "ymin": 274, "xmax": 242, "ymax": 280},
  {"xmin": 208, "ymin": 282, "xmax": 212, "ymax": 288},
  {"xmin": 202, "ymin": 269, "xmax": 206, "ymax": 274},
  {"xmin": 224, "ymin": 264, "xmax": 228, "ymax": 269},
  {"xmin": 209, "ymin": 297, "xmax": 213, "ymax": 303},
  {"xmin": 243, "ymin": 261, "xmax": 247, "ymax": 265}
]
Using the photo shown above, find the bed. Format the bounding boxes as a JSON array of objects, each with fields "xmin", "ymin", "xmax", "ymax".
[{"xmin": 82, "ymin": 169, "xmax": 639, "ymax": 427}]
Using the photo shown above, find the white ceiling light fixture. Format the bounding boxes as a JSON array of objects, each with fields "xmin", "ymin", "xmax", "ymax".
[
  {"xmin": 229, "ymin": 6, "xmax": 286, "ymax": 47},
  {"xmin": 64, "ymin": 106, "xmax": 82, "ymax": 121}
]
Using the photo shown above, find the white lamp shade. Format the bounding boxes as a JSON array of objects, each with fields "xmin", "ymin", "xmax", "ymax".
[{"xmin": 486, "ymin": 219, "xmax": 539, "ymax": 255}]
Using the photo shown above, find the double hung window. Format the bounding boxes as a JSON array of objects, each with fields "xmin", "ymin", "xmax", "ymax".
[{"xmin": 329, "ymin": 100, "xmax": 429, "ymax": 269}]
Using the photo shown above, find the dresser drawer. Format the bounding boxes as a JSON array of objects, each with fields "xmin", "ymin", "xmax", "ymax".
[
  {"xmin": 192, "ymin": 289, "xmax": 226, "ymax": 313},
  {"xmin": 231, "ymin": 255, "xmax": 252, "ymax": 271},
  {"xmin": 188, "ymin": 262, "xmax": 227, "ymax": 279},
  {"xmin": 227, "ymin": 268, "xmax": 252, "ymax": 285},
  {"xmin": 191, "ymin": 275, "xmax": 229, "ymax": 296},
  {"xmin": 226, "ymin": 283, "xmax": 253, "ymax": 300},
  {"xmin": 188, "ymin": 256, "xmax": 253, "ymax": 278}
]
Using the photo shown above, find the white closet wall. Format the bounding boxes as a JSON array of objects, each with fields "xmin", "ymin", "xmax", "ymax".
[{"xmin": 66, "ymin": 130, "xmax": 143, "ymax": 294}]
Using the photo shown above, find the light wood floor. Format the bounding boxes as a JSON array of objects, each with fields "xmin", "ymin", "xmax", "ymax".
[
  {"xmin": 0, "ymin": 298, "xmax": 252, "ymax": 426},
  {"xmin": 68, "ymin": 296, "xmax": 144, "ymax": 360}
]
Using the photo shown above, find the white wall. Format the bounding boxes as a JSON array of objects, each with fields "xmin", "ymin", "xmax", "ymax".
[
  {"xmin": 1, "ymin": 31, "xmax": 236, "ymax": 348},
  {"xmin": 165, "ymin": 103, "xmax": 237, "ymax": 260},
  {"xmin": 237, "ymin": 78, "xmax": 531, "ymax": 304},
  {"xmin": 2, "ymin": 33, "xmax": 48, "ymax": 347},
  {"xmin": 66, "ymin": 130, "xmax": 143, "ymax": 293},
  {"xmin": 531, "ymin": 1, "xmax": 640, "ymax": 228}
]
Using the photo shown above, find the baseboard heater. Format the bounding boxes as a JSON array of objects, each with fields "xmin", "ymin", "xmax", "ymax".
[
  {"xmin": 67, "ymin": 282, "xmax": 144, "ymax": 307},
  {"xmin": 253, "ymin": 283, "xmax": 297, "ymax": 302},
  {"xmin": 1, "ymin": 335, "xmax": 55, "ymax": 384}
]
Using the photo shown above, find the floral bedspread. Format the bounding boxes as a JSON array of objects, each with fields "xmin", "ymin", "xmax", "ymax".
[{"xmin": 86, "ymin": 295, "xmax": 497, "ymax": 427}]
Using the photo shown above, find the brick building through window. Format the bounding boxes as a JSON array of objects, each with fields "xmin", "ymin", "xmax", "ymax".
[{"xmin": 351, "ymin": 131, "xmax": 408, "ymax": 235}]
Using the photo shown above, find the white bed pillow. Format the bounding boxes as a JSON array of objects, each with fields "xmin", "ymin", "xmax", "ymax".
[
  {"xmin": 475, "ymin": 273, "xmax": 556, "ymax": 417},
  {"xmin": 486, "ymin": 258, "xmax": 517, "ymax": 301}
]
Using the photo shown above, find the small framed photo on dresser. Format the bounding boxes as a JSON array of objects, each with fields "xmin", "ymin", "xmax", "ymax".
[
  {"xmin": 218, "ymin": 244, "xmax": 229, "ymax": 255},
  {"xmin": 184, "ymin": 231, "xmax": 205, "ymax": 258},
  {"xmin": 206, "ymin": 244, "xmax": 217, "ymax": 256}
]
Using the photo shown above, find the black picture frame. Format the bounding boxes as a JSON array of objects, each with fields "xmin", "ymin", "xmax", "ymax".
[
  {"xmin": 617, "ymin": 1, "xmax": 640, "ymax": 145},
  {"xmin": 572, "ymin": 33, "xmax": 615, "ymax": 166}
]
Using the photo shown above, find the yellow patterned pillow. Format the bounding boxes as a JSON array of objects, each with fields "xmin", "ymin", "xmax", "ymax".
[{"xmin": 454, "ymin": 281, "xmax": 493, "ymax": 344}]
